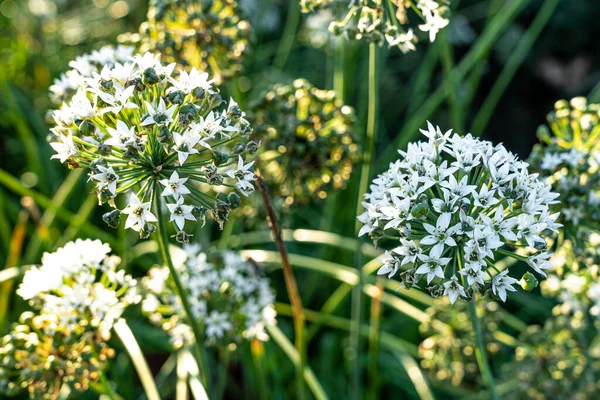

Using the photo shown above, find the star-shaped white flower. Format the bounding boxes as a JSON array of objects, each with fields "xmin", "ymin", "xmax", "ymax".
[
  {"xmin": 122, "ymin": 193, "xmax": 157, "ymax": 232},
  {"xmin": 166, "ymin": 197, "xmax": 196, "ymax": 230},
  {"xmin": 416, "ymin": 245, "xmax": 451, "ymax": 284},
  {"xmin": 159, "ymin": 171, "xmax": 191, "ymax": 199},
  {"xmin": 97, "ymin": 85, "xmax": 138, "ymax": 115},
  {"xmin": 173, "ymin": 131, "xmax": 200, "ymax": 165},
  {"xmin": 50, "ymin": 133, "xmax": 78, "ymax": 163},
  {"xmin": 141, "ymin": 98, "xmax": 177, "ymax": 127},
  {"xmin": 91, "ymin": 165, "xmax": 119, "ymax": 195},
  {"xmin": 443, "ymin": 276, "xmax": 466, "ymax": 304}
]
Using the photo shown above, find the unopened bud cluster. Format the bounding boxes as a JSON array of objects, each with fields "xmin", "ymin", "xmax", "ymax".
[{"xmin": 251, "ymin": 78, "xmax": 358, "ymax": 205}]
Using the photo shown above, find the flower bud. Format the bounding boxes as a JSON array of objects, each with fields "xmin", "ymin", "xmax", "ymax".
[
  {"xmin": 212, "ymin": 151, "xmax": 229, "ymax": 166},
  {"xmin": 228, "ymin": 193, "xmax": 241, "ymax": 209},
  {"xmin": 520, "ymin": 272, "xmax": 539, "ymax": 292},
  {"xmin": 102, "ymin": 210, "xmax": 121, "ymax": 229},
  {"xmin": 142, "ymin": 67, "xmax": 160, "ymax": 85}
]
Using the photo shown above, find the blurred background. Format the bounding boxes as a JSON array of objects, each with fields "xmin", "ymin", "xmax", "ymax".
[{"xmin": 1, "ymin": 0, "xmax": 600, "ymax": 398}]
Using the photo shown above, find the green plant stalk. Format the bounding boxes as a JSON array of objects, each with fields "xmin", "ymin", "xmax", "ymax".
[
  {"xmin": 468, "ymin": 298, "xmax": 499, "ymax": 400},
  {"xmin": 214, "ymin": 348, "xmax": 230, "ymax": 399},
  {"xmin": 255, "ymin": 175, "xmax": 306, "ymax": 399},
  {"xmin": 351, "ymin": 42, "xmax": 379, "ymax": 400},
  {"xmin": 471, "ymin": 0, "xmax": 561, "ymax": 134},
  {"xmin": 59, "ymin": 193, "xmax": 97, "ymax": 246},
  {"xmin": 273, "ymin": 0, "xmax": 301, "ymax": 70},
  {"xmin": 153, "ymin": 183, "xmax": 208, "ymax": 387},
  {"xmin": 334, "ymin": 39, "xmax": 346, "ymax": 101},
  {"xmin": 266, "ymin": 324, "xmax": 329, "ymax": 400},
  {"xmin": 384, "ymin": 0, "xmax": 528, "ymax": 162},
  {"xmin": 439, "ymin": 29, "xmax": 464, "ymax": 132},
  {"xmin": 366, "ymin": 280, "xmax": 383, "ymax": 400},
  {"xmin": 114, "ymin": 320, "xmax": 161, "ymax": 400}
]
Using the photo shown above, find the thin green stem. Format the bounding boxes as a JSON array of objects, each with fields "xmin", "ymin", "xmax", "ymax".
[
  {"xmin": 468, "ymin": 298, "xmax": 500, "ymax": 400},
  {"xmin": 352, "ymin": 42, "xmax": 379, "ymax": 400},
  {"xmin": 273, "ymin": 0, "xmax": 301, "ymax": 70},
  {"xmin": 153, "ymin": 182, "xmax": 209, "ymax": 388}
]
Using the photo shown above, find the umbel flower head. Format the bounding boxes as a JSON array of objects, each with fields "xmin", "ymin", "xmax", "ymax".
[
  {"xmin": 358, "ymin": 122, "xmax": 561, "ymax": 303},
  {"xmin": 141, "ymin": 245, "xmax": 276, "ymax": 348},
  {"xmin": 16, "ymin": 239, "xmax": 139, "ymax": 339},
  {"xmin": 300, "ymin": 0, "xmax": 451, "ymax": 52},
  {"xmin": 122, "ymin": 0, "xmax": 251, "ymax": 84},
  {"xmin": 504, "ymin": 315, "xmax": 599, "ymax": 400},
  {"xmin": 49, "ymin": 45, "xmax": 135, "ymax": 106},
  {"xmin": 0, "ymin": 312, "xmax": 115, "ymax": 400},
  {"xmin": 528, "ymin": 97, "xmax": 600, "ymax": 268},
  {"xmin": 48, "ymin": 51, "xmax": 258, "ymax": 239},
  {"xmin": 251, "ymin": 78, "xmax": 358, "ymax": 205},
  {"xmin": 419, "ymin": 298, "xmax": 503, "ymax": 387}
]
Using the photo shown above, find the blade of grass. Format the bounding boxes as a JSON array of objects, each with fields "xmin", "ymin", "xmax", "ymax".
[
  {"xmin": 58, "ymin": 193, "xmax": 98, "ymax": 246},
  {"xmin": 113, "ymin": 320, "xmax": 161, "ymax": 400},
  {"xmin": 181, "ymin": 350, "xmax": 210, "ymax": 400},
  {"xmin": 439, "ymin": 26, "xmax": 464, "ymax": 132},
  {"xmin": 266, "ymin": 324, "xmax": 329, "ymax": 400},
  {"xmin": 470, "ymin": 0, "xmax": 561, "ymax": 134},
  {"xmin": 366, "ymin": 280, "xmax": 383, "ymax": 400},
  {"xmin": 177, "ymin": 351, "xmax": 189, "ymax": 400},
  {"xmin": 0, "ymin": 168, "xmax": 115, "ymax": 245}
]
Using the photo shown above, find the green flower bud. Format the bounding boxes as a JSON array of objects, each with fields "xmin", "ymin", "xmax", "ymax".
[
  {"xmin": 142, "ymin": 67, "xmax": 160, "ymax": 85},
  {"xmin": 212, "ymin": 151, "xmax": 229, "ymax": 166},
  {"xmin": 102, "ymin": 210, "xmax": 121, "ymax": 229},
  {"xmin": 520, "ymin": 272, "xmax": 539, "ymax": 292},
  {"xmin": 411, "ymin": 202, "xmax": 429, "ymax": 219},
  {"xmin": 228, "ymin": 192, "xmax": 241, "ymax": 209}
]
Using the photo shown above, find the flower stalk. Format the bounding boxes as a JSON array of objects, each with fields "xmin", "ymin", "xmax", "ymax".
[
  {"xmin": 153, "ymin": 182, "xmax": 208, "ymax": 384},
  {"xmin": 255, "ymin": 174, "xmax": 306, "ymax": 398},
  {"xmin": 467, "ymin": 297, "xmax": 499, "ymax": 400}
]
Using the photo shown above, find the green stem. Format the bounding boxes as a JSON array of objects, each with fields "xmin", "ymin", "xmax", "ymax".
[
  {"xmin": 468, "ymin": 298, "xmax": 500, "ymax": 400},
  {"xmin": 273, "ymin": 0, "xmax": 301, "ymax": 70},
  {"xmin": 89, "ymin": 341, "xmax": 117, "ymax": 400},
  {"xmin": 334, "ymin": 39, "xmax": 346, "ymax": 101},
  {"xmin": 352, "ymin": 42, "xmax": 379, "ymax": 400},
  {"xmin": 153, "ymin": 182, "xmax": 209, "ymax": 388}
]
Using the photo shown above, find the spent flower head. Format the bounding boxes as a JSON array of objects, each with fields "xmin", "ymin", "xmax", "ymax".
[
  {"xmin": 528, "ymin": 97, "xmax": 600, "ymax": 268},
  {"xmin": 358, "ymin": 122, "xmax": 560, "ymax": 303},
  {"xmin": 251, "ymin": 78, "xmax": 358, "ymax": 205},
  {"xmin": 0, "ymin": 312, "xmax": 115, "ymax": 399},
  {"xmin": 301, "ymin": 0, "xmax": 451, "ymax": 51},
  {"xmin": 122, "ymin": 0, "xmax": 251, "ymax": 84},
  {"xmin": 48, "ymin": 51, "xmax": 259, "ymax": 239},
  {"xmin": 17, "ymin": 239, "xmax": 139, "ymax": 339},
  {"xmin": 419, "ymin": 298, "xmax": 503, "ymax": 387},
  {"xmin": 141, "ymin": 245, "xmax": 276, "ymax": 348}
]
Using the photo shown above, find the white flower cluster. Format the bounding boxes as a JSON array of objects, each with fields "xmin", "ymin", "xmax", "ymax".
[
  {"xmin": 17, "ymin": 239, "xmax": 139, "ymax": 338},
  {"xmin": 529, "ymin": 97, "xmax": 600, "ymax": 266},
  {"xmin": 142, "ymin": 245, "xmax": 276, "ymax": 348},
  {"xmin": 49, "ymin": 45, "xmax": 135, "ymax": 105},
  {"xmin": 543, "ymin": 269, "xmax": 600, "ymax": 319},
  {"xmin": 48, "ymin": 51, "xmax": 258, "ymax": 239},
  {"xmin": 358, "ymin": 122, "xmax": 561, "ymax": 303},
  {"xmin": 301, "ymin": 0, "xmax": 450, "ymax": 52}
]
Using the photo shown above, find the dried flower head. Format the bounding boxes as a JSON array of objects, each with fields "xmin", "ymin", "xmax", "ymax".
[
  {"xmin": 528, "ymin": 97, "xmax": 600, "ymax": 268},
  {"xmin": 505, "ymin": 315, "xmax": 599, "ymax": 400},
  {"xmin": 141, "ymin": 245, "xmax": 276, "ymax": 348},
  {"xmin": 358, "ymin": 122, "xmax": 561, "ymax": 303},
  {"xmin": 419, "ymin": 298, "xmax": 503, "ymax": 387},
  {"xmin": 0, "ymin": 312, "xmax": 115, "ymax": 399},
  {"xmin": 301, "ymin": 0, "xmax": 451, "ymax": 51},
  {"xmin": 251, "ymin": 78, "xmax": 358, "ymax": 205},
  {"xmin": 17, "ymin": 239, "xmax": 138, "ymax": 339},
  {"xmin": 49, "ymin": 45, "xmax": 135, "ymax": 106},
  {"xmin": 48, "ymin": 51, "xmax": 258, "ymax": 239},
  {"xmin": 123, "ymin": 0, "xmax": 251, "ymax": 84}
]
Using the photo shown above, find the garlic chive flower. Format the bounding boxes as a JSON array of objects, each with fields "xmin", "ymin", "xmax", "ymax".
[
  {"xmin": 122, "ymin": 0, "xmax": 251, "ymax": 84},
  {"xmin": 528, "ymin": 97, "xmax": 600, "ymax": 268},
  {"xmin": 358, "ymin": 122, "xmax": 560, "ymax": 303},
  {"xmin": 419, "ymin": 298, "xmax": 503, "ymax": 387},
  {"xmin": 251, "ymin": 79, "xmax": 358, "ymax": 205},
  {"xmin": 300, "ymin": 0, "xmax": 451, "ymax": 51},
  {"xmin": 142, "ymin": 245, "xmax": 276, "ymax": 348},
  {"xmin": 49, "ymin": 45, "xmax": 135, "ymax": 106},
  {"xmin": 48, "ymin": 52, "xmax": 258, "ymax": 238},
  {"xmin": 17, "ymin": 239, "xmax": 139, "ymax": 338},
  {"xmin": 542, "ymin": 263, "xmax": 600, "ymax": 320},
  {"xmin": 504, "ymin": 316, "xmax": 599, "ymax": 400},
  {"xmin": 0, "ymin": 312, "xmax": 115, "ymax": 399}
]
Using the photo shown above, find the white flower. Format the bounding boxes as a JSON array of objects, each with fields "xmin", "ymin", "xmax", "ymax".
[
  {"xmin": 168, "ymin": 68, "xmax": 214, "ymax": 94},
  {"xmin": 491, "ymin": 270, "xmax": 518, "ymax": 302},
  {"xmin": 421, "ymin": 213, "xmax": 457, "ymax": 253},
  {"xmin": 419, "ymin": 9, "xmax": 449, "ymax": 42},
  {"xmin": 527, "ymin": 252, "xmax": 553, "ymax": 277},
  {"xmin": 419, "ymin": 120, "xmax": 452, "ymax": 147},
  {"xmin": 378, "ymin": 251, "xmax": 401, "ymax": 278},
  {"xmin": 416, "ymin": 246, "xmax": 451, "ymax": 284},
  {"xmin": 105, "ymin": 120, "xmax": 140, "ymax": 149},
  {"xmin": 459, "ymin": 263, "xmax": 486, "ymax": 287},
  {"xmin": 173, "ymin": 131, "xmax": 201, "ymax": 165},
  {"xmin": 97, "ymin": 85, "xmax": 137, "ymax": 114},
  {"xmin": 122, "ymin": 193, "xmax": 157, "ymax": 232},
  {"xmin": 91, "ymin": 165, "xmax": 119, "ymax": 195},
  {"xmin": 167, "ymin": 197, "xmax": 196, "ymax": 230},
  {"xmin": 443, "ymin": 276, "xmax": 466, "ymax": 304},
  {"xmin": 160, "ymin": 171, "xmax": 191, "ymax": 199},
  {"xmin": 70, "ymin": 89, "xmax": 95, "ymax": 119},
  {"xmin": 141, "ymin": 98, "xmax": 177, "ymax": 126},
  {"xmin": 50, "ymin": 134, "xmax": 77, "ymax": 163},
  {"xmin": 226, "ymin": 156, "xmax": 256, "ymax": 196}
]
